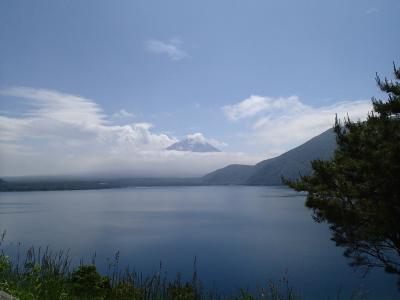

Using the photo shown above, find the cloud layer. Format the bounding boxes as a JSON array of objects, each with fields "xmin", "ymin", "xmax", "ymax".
[
  {"xmin": 223, "ymin": 95, "xmax": 372, "ymax": 156},
  {"xmin": 0, "ymin": 87, "xmax": 251, "ymax": 177},
  {"xmin": 0, "ymin": 87, "xmax": 173, "ymax": 150},
  {"xmin": 222, "ymin": 95, "xmax": 304, "ymax": 121},
  {"xmin": 0, "ymin": 87, "xmax": 374, "ymax": 177}
]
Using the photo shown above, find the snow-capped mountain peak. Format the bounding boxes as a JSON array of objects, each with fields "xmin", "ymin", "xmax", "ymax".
[{"xmin": 166, "ymin": 133, "xmax": 221, "ymax": 152}]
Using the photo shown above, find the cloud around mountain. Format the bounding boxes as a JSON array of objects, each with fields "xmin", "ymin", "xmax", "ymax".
[
  {"xmin": 0, "ymin": 87, "xmax": 253, "ymax": 177},
  {"xmin": 0, "ymin": 87, "xmax": 374, "ymax": 177}
]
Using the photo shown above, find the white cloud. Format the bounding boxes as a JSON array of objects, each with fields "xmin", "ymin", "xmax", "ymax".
[
  {"xmin": 1, "ymin": 87, "xmax": 372, "ymax": 177},
  {"xmin": 0, "ymin": 87, "xmax": 249, "ymax": 177},
  {"xmin": 112, "ymin": 109, "xmax": 134, "ymax": 118},
  {"xmin": 224, "ymin": 95, "xmax": 372, "ymax": 157},
  {"xmin": 365, "ymin": 7, "xmax": 379, "ymax": 14},
  {"xmin": 207, "ymin": 138, "xmax": 228, "ymax": 148},
  {"xmin": 2, "ymin": 86, "xmax": 106, "ymax": 127},
  {"xmin": 186, "ymin": 132, "xmax": 207, "ymax": 143},
  {"xmin": 0, "ymin": 143, "xmax": 259, "ymax": 177},
  {"xmin": 222, "ymin": 95, "xmax": 304, "ymax": 121},
  {"xmin": 185, "ymin": 132, "xmax": 227, "ymax": 148},
  {"xmin": 145, "ymin": 38, "xmax": 188, "ymax": 61},
  {"xmin": 0, "ymin": 87, "xmax": 175, "ymax": 148}
]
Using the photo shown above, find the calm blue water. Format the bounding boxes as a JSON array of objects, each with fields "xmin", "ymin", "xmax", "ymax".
[{"xmin": 0, "ymin": 186, "xmax": 398, "ymax": 299}]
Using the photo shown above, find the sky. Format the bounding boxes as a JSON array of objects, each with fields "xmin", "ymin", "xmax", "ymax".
[{"xmin": 0, "ymin": 0, "xmax": 399, "ymax": 177}]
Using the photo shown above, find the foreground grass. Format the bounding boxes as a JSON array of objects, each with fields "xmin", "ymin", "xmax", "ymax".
[
  {"xmin": 0, "ymin": 233, "xmax": 369, "ymax": 300},
  {"xmin": 0, "ymin": 242, "xmax": 298, "ymax": 299}
]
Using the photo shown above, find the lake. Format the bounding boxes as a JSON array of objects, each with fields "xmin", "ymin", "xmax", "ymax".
[{"xmin": 0, "ymin": 186, "xmax": 398, "ymax": 299}]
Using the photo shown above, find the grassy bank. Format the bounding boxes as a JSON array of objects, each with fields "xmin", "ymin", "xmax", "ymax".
[
  {"xmin": 0, "ymin": 233, "xmax": 372, "ymax": 300},
  {"xmin": 0, "ymin": 236, "xmax": 298, "ymax": 300}
]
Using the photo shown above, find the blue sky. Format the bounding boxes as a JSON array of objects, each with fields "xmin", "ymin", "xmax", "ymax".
[{"xmin": 0, "ymin": 0, "xmax": 399, "ymax": 176}]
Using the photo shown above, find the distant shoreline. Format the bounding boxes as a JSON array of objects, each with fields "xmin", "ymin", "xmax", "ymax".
[
  {"xmin": 0, "ymin": 177, "xmax": 202, "ymax": 192},
  {"xmin": 0, "ymin": 177, "xmax": 280, "ymax": 192}
]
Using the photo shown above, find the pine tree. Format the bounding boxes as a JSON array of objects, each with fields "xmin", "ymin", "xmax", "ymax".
[{"xmin": 287, "ymin": 64, "xmax": 400, "ymax": 284}]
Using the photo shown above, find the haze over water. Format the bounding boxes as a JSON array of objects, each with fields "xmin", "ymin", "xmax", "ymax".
[{"xmin": 0, "ymin": 186, "xmax": 397, "ymax": 299}]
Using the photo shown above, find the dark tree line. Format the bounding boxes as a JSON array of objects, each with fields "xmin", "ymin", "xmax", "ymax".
[{"xmin": 287, "ymin": 63, "xmax": 400, "ymax": 285}]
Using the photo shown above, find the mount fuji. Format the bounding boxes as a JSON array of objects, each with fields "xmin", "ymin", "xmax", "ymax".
[{"xmin": 166, "ymin": 133, "xmax": 221, "ymax": 153}]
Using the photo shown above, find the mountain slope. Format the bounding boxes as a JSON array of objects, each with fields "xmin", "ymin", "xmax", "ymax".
[
  {"xmin": 202, "ymin": 164, "xmax": 255, "ymax": 185},
  {"xmin": 247, "ymin": 128, "xmax": 336, "ymax": 185},
  {"xmin": 202, "ymin": 128, "xmax": 336, "ymax": 185}
]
